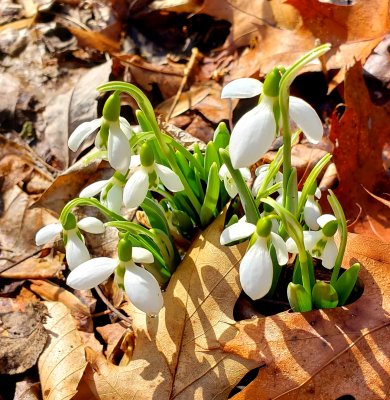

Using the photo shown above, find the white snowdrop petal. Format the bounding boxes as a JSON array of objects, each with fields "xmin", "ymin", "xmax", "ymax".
[
  {"xmin": 321, "ymin": 238, "xmax": 338, "ymax": 269},
  {"xmin": 315, "ymin": 187, "xmax": 322, "ymax": 199},
  {"xmin": 218, "ymin": 164, "xmax": 228, "ymax": 180},
  {"xmin": 130, "ymin": 154, "xmax": 141, "ymax": 169},
  {"xmin": 108, "ymin": 123, "xmax": 132, "ymax": 174},
  {"xmin": 239, "ymin": 238, "xmax": 273, "ymax": 300},
  {"xmin": 119, "ymin": 117, "xmax": 133, "ymax": 139},
  {"xmin": 220, "ymin": 222, "xmax": 255, "ymax": 245},
  {"xmin": 303, "ymin": 230, "xmax": 323, "ymax": 252},
  {"xmin": 155, "ymin": 164, "xmax": 184, "ymax": 192},
  {"xmin": 79, "ymin": 180, "xmax": 109, "ymax": 198},
  {"xmin": 123, "ymin": 169, "xmax": 149, "ymax": 209},
  {"xmin": 286, "ymin": 237, "xmax": 299, "ymax": 254},
  {"xmin": 230, "ymin": 98, "xmax": 276, "ymax": 168},
  {"xmin": 106, "ymin": 184, "xmax": 123, "ymax": 215},
  {"xmin": 77, "ymin": 217, "xmax": 105, "ymax": 234},
  {"xmin": 270, "ymin": 232, "xmax": 288, "ymax": 265},
  {"xmin": 221, "ymin": 78, "xmax": 263, "ymax": 99},
  {"xmin": 304, "ymin": 197, "xmax": 321, "ymax": 230},
  {"xmin": 35, "ymin": 223, "xmax": 62, "ymax": 246},
  {"xmin": 239, "ymin": 168, "xmax": 251, "ymax": 180},
  {"xmin": 68, "ymin": 118, "xmax": 101, "ymax": 151},
  {"xmin": 317, "ymin": 214, "xmax": 337, "ymax": 228},
  {"xmin": 224, "ymin": 176, "xmax": 238, "ymax": 198},
  {"xmin": 65, "ymin": 232, "xmax": 90, "ymax": 270},
  {"xmin": 289, "ymin": 96, "xmax": 323, "ymax": 144},
  {"xmin": 66, "ymin": 257, "xmax": 117, "ymax": 289},
  {"xmin": 132, "ymin": 247, "xmax": 154, "ymax": 264},
  {"xmin": 124, "ymin": 264, "xmax": 163, "ymax": 315}
]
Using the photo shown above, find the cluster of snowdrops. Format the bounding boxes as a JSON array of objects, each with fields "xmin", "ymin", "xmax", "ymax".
[{"xmin": 36, "ymin": 45, "xmax": 360, "ymax": 317}]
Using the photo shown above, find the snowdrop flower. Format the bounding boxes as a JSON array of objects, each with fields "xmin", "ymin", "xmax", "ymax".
[
  {"xmin": 303, "ymin": 187, "xmax": 322, "ymax": 230},
  {"xmin": 252, "ymin": 164, "xmax": 283, "ymax": 197},
  {"xmin": 67, "ymin": 238, "xmax": 163, "ymax": 315},
  {"xmin": 221, "ymin": 217, "xmax": 288, "ymax": 300},
  {"xmin": 80, "ymin": 171, "xmax": 128, "ymax": 215},
  {"xmin": 286, "ymin": 214, "xmax": 338, "ymax": 269},
  {"xmin": 68, "ymin": 92, "xmax": 132, "ymax": 174},
  {"xmin": 35, "ymin": 214, "xmax": 105, "ymax": 270},
  {"xmin": 221, "ymin": 72, "xmax": 323, "ymax": 168},
  {"xmin": 218, "ymin": 164, "xmax": 250, "ymax": 198},
  {"xmin": 123, "ymin": 142, "xmax": 183, "ymax": 209}
]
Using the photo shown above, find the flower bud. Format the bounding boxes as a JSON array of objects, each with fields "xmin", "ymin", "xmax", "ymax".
[
  {"xmin": 118, "ymin": 238, "xmax": 132, "ymax": 262},
  {"xmin": 322, "ymin": 220, "xmax": 338, "ymax": 237},
  {"xmin": 103, "ymin": 92, "xmax": 121, "ymax": 122},
  {"xmin": 256, "ymin": 218, "xmax": 272, "ymax": 238},
  {"xmin": 63, "ymin": 213, "xmax": 77, "ymax": 230},
  {"xmin": 263, "ymin": 67, "xmax": 282, "ymax": 97},
  {"xmin": 140, "ymin": 142, "xmax": 155, "ymax": 167}
]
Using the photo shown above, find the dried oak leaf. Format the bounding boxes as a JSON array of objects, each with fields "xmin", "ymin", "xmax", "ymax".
[
  {"xmin": 0, "ymin": 297, "xmax": 48, "ymax": 375},
  {"xmin": 216, "ymin": 0, "xmax": 389, "ymax": 83},
  {"xmin": 0, "ymin": 137, "xmax": 63, "ymax": 279},
  {"xmin": 76, "ymin": 212, "xmax": 257, "ymax": 399},
  {"xmin": 222, "ymin": 233, "xmax": 390, "ymax": 399},
  {"xmin": 329, "ymin": 62, "xmax": 390, "ymax": 241},
  {"xmin": 38, "ymin": 302, "xmax": 87, "ymax": 400}
]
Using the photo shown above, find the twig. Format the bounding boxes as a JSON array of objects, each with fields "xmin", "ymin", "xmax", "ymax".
[
  {"xmin": 94, "ymin": 286, "xmax": 133, "ymax": 327},
  {"xmin": 166, "ymin": 48, "xmax": 200, "ymax": 121}
]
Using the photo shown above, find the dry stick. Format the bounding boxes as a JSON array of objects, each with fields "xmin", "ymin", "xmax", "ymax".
[
  {"xmin": 273, "ymin": 320, "xmax": 390, "ymax": 399},
  {"xmin": 166, "ymin": 47, "xmax": 200, "ymax": 121},
  {"xmin": 94, "ymin": 285, "xmax": 133, "ymax": 328}
]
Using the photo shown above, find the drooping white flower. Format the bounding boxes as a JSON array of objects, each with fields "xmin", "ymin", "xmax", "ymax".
[
  {"xmin": 66, "ymin": 246, "xmax": 163, "ymax": 315},
  {"xmin": 286, "ymin": 214, "xmax": 338, "ymax": 269},
  {"xmin": 218, "ymin": 164, "xmax": 251, "ymax": 198},
  {"xmin": 221, "ymin": 217, "xmax": 288, "ymax": 300},
  {"xmin": 35, "ymin": 215, "xmax": 105, "ymax": 270},
  {"xmin": 221, "ymin": 77, "xmax": 323, "ymax": 168},
  {"xmin": 80, "ymin": 173, "xmax": 126, "ymax": 215},
  {"xmin": 123, "ymin": 158, "xmax": 183, "ymax": 209},
  {"xmin": 68, "ymin": 92, "xmax": 133, "ymax": 174},
  {"xmin": 303, "ymin": 187, "xmax": 322, "ymax": 230},
  {"xmin": 251, "ymin": 164, "xmax": 283, "ymax": 197}
]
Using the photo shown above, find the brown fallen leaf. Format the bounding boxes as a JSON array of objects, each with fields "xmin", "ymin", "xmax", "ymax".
[
  {"xmin": 14, "ymin": 377, "xmax": 41, "ymax": 400},
  {"xmin": 33, "ymin": 158, "xmax": 112, "ymax": 214},
  {"xmin": 38, "ymin": 302, "xmax": 87, "ymax": 400},
  {"xmin": 222, "ymin": 233, "xmax": 390, "ymax": 399},
  {"xmin": 77, "ymin": 212, "xmax": 257, "ymax": 399},
  {"xmin": 68, "ymin": 27, "xmax": 120, "ymax": 54},
  {"xmin": 0, "ymin": 297, "xmax": 48, "ymax": 375},
  {"xmin": 116, "ymin": 54, "xmax": 184, "ymax": 99},
  {"xmin": 41, "ymin": 60, "xmax": 113, "ymax": 169},
  {"xmin": 29, "ymin": 280, "xmax": 91, "ymax": 329},
  {"xmin": 0, "ymin": 137, "xmax": 60, "ymax": 277},
  {"xmin": 216, "ymin": 0, "xmax": 388, "ymax": 84},
  {"xmin": 96, "ymin": 322, "xmax": 134, "ymax": 365},
  {"xmin": 156, "ymin": 84, "xmax": 211, "ymax": 119},
  {"xmin": 329, "ymin": 62, "xmax": 390, "ymax": 241}
]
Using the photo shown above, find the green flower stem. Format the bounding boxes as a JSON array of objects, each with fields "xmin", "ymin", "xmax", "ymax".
[
  {"xmin": 279, "ymin": 44, "xmax": 331, "ymax": 212},
  {"xmin": 60, "ymin": 198, "xmax": 126, "ymax": 226},
  {"xmin": 97, "ymin": 82, "xmax": 202, "ymax": 215},
  {"xmin": 262, "ymin": 197, "xmax": 311, "ymax": 296},
  {"xmin": 220, "ymin": 149, "xmax": 260, "ymax": 224},
  {"xmin": 297, "ymin": 153, "xmax": 332, "ymax": 216},
  {"xmin": 328, "ymin": 190, "xmax": 348, "ymax": 286}
]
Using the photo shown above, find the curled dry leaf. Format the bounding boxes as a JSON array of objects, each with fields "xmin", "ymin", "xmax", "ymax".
[
  {"xmin": 329, "ymin": 62, "xmax": 390, "ymax": 241},
  {"xmin": 38, "ymin": 302, "xmax": 87, "ymax": 400},
  {"xmin": 77, "ymin": 212, "xmax": 257, "ymax": 399},
  {"xmin": 29, "ymin": 280, "xmax": 91, "ymax": 330},
  {"xmin": 222, "ymin": 233, "xmax": 390, "ymax": 399},
  {"xmin": 0, "ymin": 297, "xmax": 48, "ymax": 375}
]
